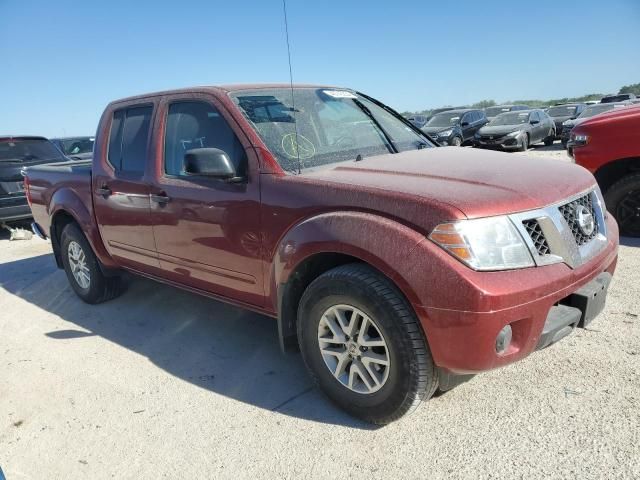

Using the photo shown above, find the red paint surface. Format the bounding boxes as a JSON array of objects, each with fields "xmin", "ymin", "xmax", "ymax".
[
  {"xmin": 26, "ymin": 85, "xmax": 620, "ymax": 373},
  {"xmin": 571, "ymin": 104, "xmax": 640, "ymax": 173}
]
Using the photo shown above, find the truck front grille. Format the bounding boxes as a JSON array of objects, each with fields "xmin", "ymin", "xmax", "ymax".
[
  {"xmin": 558, "ymin": 194, "xmax": 599, "ymax": 246},
  {"xmin": 523, "ymin": 219, "xmax": 551, "ymax": 256}
]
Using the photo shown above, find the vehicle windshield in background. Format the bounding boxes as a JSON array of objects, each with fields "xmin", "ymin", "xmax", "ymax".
[
  {"xmin": 425, "ymin": 112, "xmax": 461, "ymax": 127},
  {"xmin": 547, "ymin": 105, "xmax": 577, "ymax": 117},
  {"xmin": 60, "ymin": 137, "xmax": 94, "ymax": 155},
  {"xmin": 485, "ymin": 106, "xmax": 511, "ymax": 117},
  {"xmin": 230, "ymin": 88, "xmax": 432, "ymax": 173},
  {"xmin": 578, "ymin": 104, "xmax": 618, "ymax": 118},
  {"xmin": 488, "ymin": 112, "xmax": 530, "ymax": 125},
  {"xmin": 0, "ymin": 138, "xmax": 66, "ymax": 163}
]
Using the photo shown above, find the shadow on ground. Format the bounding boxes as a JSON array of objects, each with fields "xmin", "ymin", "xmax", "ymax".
[{"xmin": 0, "ymin": 251, "xmax": 375, "ymax": 429}]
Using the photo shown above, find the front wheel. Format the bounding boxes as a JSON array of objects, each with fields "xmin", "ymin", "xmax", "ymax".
[
  {"xmin": 544, "ymin": 130, "xmax": 555, "ymax": 146},
  {"xmin": 518, "ymin": 134, "xmax": 529, "ymax": 152},
  {"xmin": 60, "ymin": 223, "xmax": 125, "ymax": 303},
  {"xmin": 605, "ymin": 173, "xmax": 640, "ymax": 237},
  {"xmin": 297, "ymin": 263, "xmax": 438, "ymax": 424},
  {"xmin": 450, "ymin": 136, "xmax": 462, "ymax": 147}
]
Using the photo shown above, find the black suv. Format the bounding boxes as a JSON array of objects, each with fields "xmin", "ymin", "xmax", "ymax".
[
  {"xmin": 50, "ymin": 136, "xmax": 95, "ymax": 160},
  {"xmin": 422, "ymin": 109, "xmax": 488, "ymax": 146},
  {"xmin": 545, "ymin": 103, "xmax": 586, "ymax": 139},
  {"xmin": 0, "ymin": 136, "xmax": 67, "ymax": 223}
]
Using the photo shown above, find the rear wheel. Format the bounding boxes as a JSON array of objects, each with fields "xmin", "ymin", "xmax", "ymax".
[
  {"xmin": 605, "ymin": 173, "xmax": 640, "ymax": 237},
  {"xmin": 60, "ymin": 223, "xmax": 124, "ymax": 303},
  {"xmin": 297, "ymin": 263, "xmax": 438, "ymax": 424},
  {"xmin": 544, "ymin": 130, "xmax": 555, "ymax": 146}
]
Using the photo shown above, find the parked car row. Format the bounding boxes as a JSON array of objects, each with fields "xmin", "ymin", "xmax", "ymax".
[{"xmin": 0, "ymin": 135, "xmax": 93, "ymax": 224}]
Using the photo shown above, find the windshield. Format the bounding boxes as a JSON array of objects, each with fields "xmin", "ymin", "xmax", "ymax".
[
  {"xmin": 488, "ymin": 112, "xmax": 530, "ymax": 126},
  {"xmin": 60, "ymin": 137, "xmax": 94, "ymax": 155},
  {"xmin": 0, "ymin": 138, "xmax": 66, "ymax": 163},
  {"xmin": 485, "ymin": 106, "xmax": 512, "ymax": 117},
  {"xmin": 578, "ymin": 104, "xmax": 616, "ymax": 118},
  {"xmin": 230, "ymin": 88, "xmax": 432, "ymax": 173},
  {"xmin": 547, "ymin": 105, "xmax": 578, "ymax": 117},
  {"xmin": 425, "ymin": 112, "xmax": 462, "ymax": 127}
]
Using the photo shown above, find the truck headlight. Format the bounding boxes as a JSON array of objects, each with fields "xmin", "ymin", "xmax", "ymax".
[
  {"xmin": 571, "ymin": 134, "xmax": 590, "ymax": 146},
  {"xmin": 429, "ymin": 217, "xmax": 535, "ymax": 271}
]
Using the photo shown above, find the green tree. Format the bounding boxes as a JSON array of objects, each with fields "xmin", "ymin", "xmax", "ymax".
[{"xmin": 619, "ymin": 83, "xmax": 640, "ymax": 95}]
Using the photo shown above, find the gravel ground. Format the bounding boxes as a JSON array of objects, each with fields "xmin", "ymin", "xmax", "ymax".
[{"xmin": 1, "ymin": 145, "xmax": 639, "ymax": 479}]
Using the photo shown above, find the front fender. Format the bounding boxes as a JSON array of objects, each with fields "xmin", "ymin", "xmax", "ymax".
[{"xmin": 269, "ymin": 211, "xmax": 435, "ymax": 352}]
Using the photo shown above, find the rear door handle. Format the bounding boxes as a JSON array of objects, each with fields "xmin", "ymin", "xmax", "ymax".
[
  {"xmin": 95, "ymin": 186, "xmax": 112, "ymax": 197},
  {"xmin": 150, "ymin": 193, "xmax": 171, "ymax": 205}
]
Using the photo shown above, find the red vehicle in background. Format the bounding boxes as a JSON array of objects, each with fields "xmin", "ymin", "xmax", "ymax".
[{"xmin": 568, "ymin": 105, "xmax": 640, "ymax": 237}]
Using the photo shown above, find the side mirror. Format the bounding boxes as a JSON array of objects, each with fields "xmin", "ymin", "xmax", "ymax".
[
  {"xmin": 184, "ymin": 148, "xmax": 238, "ymax": 179},
  {"xmin": 461, "ymin": 122, "xmax": 469, "ymax": 127},
  {"xmin": 530, "ymin": 119, "xmax": 540, "ymax": 125}
]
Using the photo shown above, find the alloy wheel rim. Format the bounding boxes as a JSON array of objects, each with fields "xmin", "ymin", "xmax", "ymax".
[
  {"xmin": 317, "ymin": 305, "xmax": 390, "ymax": 394},
  {"xmin": 68, "ymin": 241, "xmax": 90, "ymax": 289}
]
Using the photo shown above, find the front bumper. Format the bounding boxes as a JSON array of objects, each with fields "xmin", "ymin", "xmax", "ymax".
[
  {"xmin": 0, "ymin": 195, "xmax": 31, "ymax": 222},
  {"xmin": 414, "ymin": 215, "xmax": 619, "ymax": 375},
  {"xmin": 474, "ymin": 135, "xmax": 522, "ymax": 150}
]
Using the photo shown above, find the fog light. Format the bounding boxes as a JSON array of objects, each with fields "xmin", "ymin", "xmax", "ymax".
[{"xmin": 496, "ymin": 325, "xmax": 513, "ymax": 354}]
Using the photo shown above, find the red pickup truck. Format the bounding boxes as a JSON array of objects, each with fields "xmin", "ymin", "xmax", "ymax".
[
  {"xmin": 568, "ymin": 104, "xmax": 640, "ymax": 237},
  {"xmin": 25, "ymin": 85, "xmax": 619, "ymax": 424}
]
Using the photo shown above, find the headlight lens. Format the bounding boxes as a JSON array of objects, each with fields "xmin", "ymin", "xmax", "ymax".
[
  {"xmin": 571, "ymin": 134, "xmax": 590, "ymax": 146},
  {"xmin": 507, "ymin": 130, "xmax": 521, "ymax": 137},
  {"xmin": 429, "ymin": 217, "xmax": 535, "ymax": 270},
  {"xmin": 438, "ymin": 129, "xmax": 453, "ymax": 137}
]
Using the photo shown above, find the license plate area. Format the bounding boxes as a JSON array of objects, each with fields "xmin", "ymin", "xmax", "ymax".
[{"xmin": 563, "ymin": 272, "xmax": 612, "ymax": 328}]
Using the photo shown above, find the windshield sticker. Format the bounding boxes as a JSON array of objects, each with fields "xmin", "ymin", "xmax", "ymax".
[
  {"xmin": 322, "ymin": 90, "xmax": 357, "ymax": 99},
  {"xmin": 281, "ymin": 133, "xmax": 316, "ymax": 159}
]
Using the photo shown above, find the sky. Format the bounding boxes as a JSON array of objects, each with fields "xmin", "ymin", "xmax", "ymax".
[{"xmin": 1, "ymin": 0, "xmax": 639, "ymax": 137}]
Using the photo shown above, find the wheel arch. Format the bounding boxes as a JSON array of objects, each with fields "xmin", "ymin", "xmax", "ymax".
[
  {"xmin": 270, "ymin": 211, "xmax": 428, "ymax": 353},
  {"xmin": 593, "ymin": 156, "xmax": 640, "ymax": 194},
  {"xmin": 48, "ymin": 187, "xmax": 117, "ymax": 271}
]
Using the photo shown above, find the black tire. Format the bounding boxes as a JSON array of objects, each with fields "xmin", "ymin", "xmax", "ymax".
[
  {"xmin": 544, "ymin": 130, "xmax": 554, "ymax": 146},
  {"xmin": 604, "ymin": 173, "xmax": 640, "ymax": 237},
  {"xmin": 450, "ymin": 136, "xmax": 462, "ymax": 147},
  {"xmin": 518, "ymin": 134, "xmax": 529, "ymax": 152},
  {"xmin": 60, "ymin": 223, "xmax": 124, "ymax": 304},
  {"xmin": 297, "ymin": 263, "xmax": 437, "ymax": 424}
]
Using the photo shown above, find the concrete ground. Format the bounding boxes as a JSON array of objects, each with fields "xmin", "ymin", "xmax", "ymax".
[{"xmin": 1, "ymin": 145, "xmax": 639, "ymax": 479}]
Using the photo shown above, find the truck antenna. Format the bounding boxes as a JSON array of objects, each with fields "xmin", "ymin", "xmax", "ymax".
[{"xmin": 282, "ymin": 0, "xmax": 301, "ymax": 174}]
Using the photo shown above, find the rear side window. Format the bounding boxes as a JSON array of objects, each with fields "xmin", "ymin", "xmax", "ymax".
[{"xmin": 107, "ymin": 105, "xmax": 153, "ymax": 173}]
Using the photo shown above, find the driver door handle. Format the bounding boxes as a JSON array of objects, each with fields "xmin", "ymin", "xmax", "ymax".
[
  {"xmin": 150, "ymin": 193, "xmax": 171, "ymax": 205},
  {"xmin": 95, "ymin": 185, "xmax": 112, "ymax": 197}
]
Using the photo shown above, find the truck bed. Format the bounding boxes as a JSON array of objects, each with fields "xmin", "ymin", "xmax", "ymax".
[{"xmin": 25, "ymin": 159, "xmax": 94, "ymax": 239}]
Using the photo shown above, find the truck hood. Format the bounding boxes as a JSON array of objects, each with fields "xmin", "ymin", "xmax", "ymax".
[{"xmin": 303, "ymin": 147, "xmax": 596, "ymax": 219}]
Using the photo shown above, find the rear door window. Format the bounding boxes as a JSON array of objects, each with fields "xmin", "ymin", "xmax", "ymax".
[{"xmin": 108, "ymin": 106, "xmax": 153, "ymax": 173}]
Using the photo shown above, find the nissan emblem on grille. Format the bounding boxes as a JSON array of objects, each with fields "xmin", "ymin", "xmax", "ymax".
[
  {"xmin": 576, "ymin": 205, "xmax": 595, "ymax": 236},
  {"xmin": 558, "ymin": 193, "xmax": 599, "ymax": 246}
]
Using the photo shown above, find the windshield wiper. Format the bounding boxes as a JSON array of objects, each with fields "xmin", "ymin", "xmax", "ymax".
[{"xmin": 352, "ymin": 99, "xmax": 397, "ymax": 154}]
